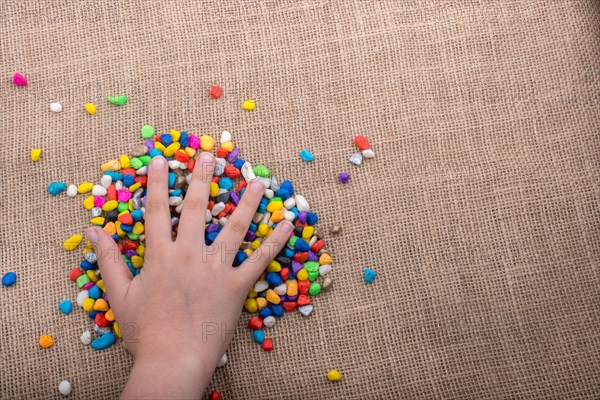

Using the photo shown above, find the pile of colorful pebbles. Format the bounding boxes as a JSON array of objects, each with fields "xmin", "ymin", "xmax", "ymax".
[{"xmin": 55, "ymin": 129, "xmax": 333, "ymax": 351}]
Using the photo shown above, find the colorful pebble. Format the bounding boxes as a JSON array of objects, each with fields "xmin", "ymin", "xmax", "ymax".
[
  {"xmin": 339, "ymin": 172, "xmax": 350, "ymax": 183},
  {"xmin": 242, "ymin": 99, "xmax": 256, "ymax": 110},
  {"xmin": 13, "ymin": 72, "xmax": 27, "ymax": 86},
  {"xmin": 48, "ymin": 182, "xmax": 67, "ymax": 195},
  {"xmin": 141, "ymin": 125, "xmax": 155, "ymax": 139},
  {"xmin": 39, "ymin": 334, "xmax": 54, "ymax": 349},
  {"xmin": 107, "ymin": 95, "xmax": 127, "ymax": 106},
  {"xmin": 63, "ymin": 234, "xmax": 83, "ymax": 251},
  {"xmin": 58, "ymin": 380, "xmax": 72, "ymax": 396},
  {"xmin": 349, "ymin": 153, "xmax": 363, "ymax": 165},
  {"xmin": 85, "ymin": 103, "xmax": 96, "ymax": 115},
  {"xmin": 2, "ymin": 272, "xmax": 17, "ymax": 287},
  {"xmin": 300, "ymin": 149, "xmax": 315, "ymax": 162},
  {"xmin": 364, "ymin": 268, "xmax": 377, "ymax": 283},
  {"xmin": 327, "ymin": 370, "xmax": 342, "ymax": 381},
  {"xmin": 210, "ymin": 85, "xmax": 223, "ymax": 99},
  {"xmin": 58, "ymin": 300, "xmax": 73, "ymax": 315},
  {"xmin": 50, "ymin": 102, "xmax": 63, "ymax": 113},
  {"xmin": 30, "ymin": 148, "xmax": 42, "ymax": 161}
]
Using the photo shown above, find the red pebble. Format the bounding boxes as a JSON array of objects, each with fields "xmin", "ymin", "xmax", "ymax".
[
  {"xmin": 354, "ymin": 135, "xmax": 370, "ymax": 150},
  {"xmin": 294, "ymin": 220, "xmax": 307, "ymax": 227},
  {"xmin": 95, "ymin": 313, "xmax": 110, "ymax": 327},
  {"xmin": 69, "ymin": 268, "xmax": 83, "ymax": 282},
  {"xmin": 154, "ymin": 134, "xmax": 162, "ymax": 143},
  {"xmin": 123, "ymin": 239, "xmax": 139, "ymax": 251},
  {"xmin": 216, "ymin": 148, "xmax": 229, "ymax": 158},
  {"xmin": 117, "ymin": 242, "xmax": 125, "ymax": 254},
  {"xmin": 122, "ymin": 168, "xmax": 136, "ymax": 176},
  {"xmin": 261, "ymin": 338, "xmax": 273, "ymax": 351},
  {"xmin": 118, "ymin": 214, "xmax": 133, "ymax": 225},
  {"xmin": 279, "ymin": 268, "xmax": 290, "ymax": 281},
  {"xmin": 175, "ymin": 152, "xmax": 190, "ymax": 163},
  {"xmin": 297, "ymin": 295, "xmax": 311, "ymax": 306},
  {"xmin": 293, "ymin": 252, "xmax": 308, "ymax": 263},
  {"xmin": 237, "ymin": 181, "xmax": 247, "ymax": 191},
  {"xmin": 224, "ymin": 165, "xmax": 240, "ymax": 179},
  {"xmin": 212, "ymin": 176, "xmax": 220, "ymax": 183},
  {"xmin": 134, "ymin": 176, "xmax": 147, "ymax": 187},
  {"xmin": 282, "ymin": 302, "xmax": 297, "ymax": 312},
  {"xmin": 298, "ymin": 280, "xmax": 310, "ymax": 295},
  {"xmin": 311, "ymin": 239, "xmax": 325, "ymax": 253},
  {"xmin": 248, "ymin": 316, "xmax": 263, "ymax": 330},
  {"xmin": 210, "ymin": 85, "xmax": 223, "ymax": 99},
  {"xmin": 188, "ymin": 159, "xmax": 196, "ymax": 172},
  {"xmin": 107, "ymin": 185, "xmax": 117, "ymax": 200},
  {"xmin": 208, "ymin": 200, "xmax": 215, "ymax": 210},
  {"xmin": 210, "ymin": 390, "xmax": 221, "ymax": 400}
]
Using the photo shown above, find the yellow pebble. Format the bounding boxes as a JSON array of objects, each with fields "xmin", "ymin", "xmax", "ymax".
[
  {"xmin": 244, "ymin": 298, "xmax": 258, "ymax": 313},
  {"xmin": 170, "ymin": 130, "xmax": 181, "ymax": 142},
  {"xmin": 85, "ymin": 103, "xmax": 96, "ymax": 115},
  {"xmin": 296, "ymin": 269, "xmax": 309, "ymax": 281},
  {"xmin": 39, "ymin": 334, "xmax": 54, "ymax": 349},
  {"xmin": 30, "ymin": 148, "xmax": 41, "ymax": 161},
  {"xmin": 115, "ymin": 221, "xmax": 126, "ymax": 237},
  {"xmin": 113, "ymin": 321, "xmax": 122, "ymax": 339},
  {"xmin": 105, "ymin": 308, "xmax": 115, "ymax": 322},
  {"xmin": 267, "ymin": 260, "xmax": 281, "ymax": 272},
  {"xmin": 97, "ymin": 279, "xmax": 105, "ymax": 292},
  {"xmin": 83, "ymin": 196, "xmax": 95, "ymax": 210},
  {"xmin": 302, "ymin": 226, "xmax": 315, "ymax": 240},
  {"xmin": 82, "ymin": 298, "xmax": 95, "ymax": 312},
  {"xmin": 131, "ymin": 255, "xmax": 144, "ymax": 268},
  {"xmin": 266, "ymin": 201, "xmax": 283, "ymax": 213},
  {"xmin": 93, "ymin": 298, "xmax": 109, "ymax": 312},
  {"xmin": 137, "ymin": 244, "xmax": 145, "ymax": 257},
  {"xmin": 154, "ymin": 142, "xmax": 166, "ymax": 152},
  {"xmin": 286, "ymin": 280, "xmax": 298, "ymax": 296},
  {"xmin": 163, "ymin": 142, "xmax": 181, "ymax": 157},
  {"xmin": 132, "ymin": 222, "xmax": 144, "ymax": 235},
  {"xmin": 242, "ymin": 99, "xmax": 256, "ymax": 111},
  {"xmin": 266, "ymin": 289, "xmax": 281, "ymax": 304},
  {"xmin": 200, "ymin": 135, "xmax": 215, "ymax": 151},
  {"xmin": 250, "ymin": 239, "xmax": 262, "ymax": 250},
  {"xmin": 63, "ymin": 234, "xmax": 83, "ymax": 251},
  {"xmin": 184, "ymin": 147, "xmax": 196, "ymax": 158},
  {"xmin": 244, "ymin": 248, "xmax": 253, "ymax": 258},
  {"xmin": 319, "ymin": 253, "xmax": 333, "ymax": 265},
  {"xmin": 221, "ymin": 141, "xmax": 234, "ymax": 152},
  {"xmin": 327, "ymin": 370, "xmax": 342, "ymax": 382},
  {"xmin": 128, "ymin": 182, "xmax": 142, "ymax": 192},
  {"xmin": 209, "ymin": 182, "xmax": 219, "ymax": 197},
  {"xmin": 90, "ymin": 217, "xmax": 105, "ymax": 226},
  {"xmin": 102, "ymin": 200, "xmax": 118, "ymax": 212},
  {"xmin": 257, "ymin": 224, "xmax": 270, "ymax": 237},
  {"xmin": 256, "ymin": 297, "xmax": 267, "ymax": 310},
  {"xmin": 78, "ymin": 182, "xmax": 94, "ymax": 194},
  {"xmin": 101, "ymin": 160, "xmax": 121, "ymax": 172},
  {"xmin": 120, "ymin": 155, "xmax": 131, "ymax": 169},
  {"xmin": 247, "ymin": 289, "xmax": 258, "ymax": 299},
  {"xmin": 86, "ymin": 270, "xmax": 98, "ymax": 283}
]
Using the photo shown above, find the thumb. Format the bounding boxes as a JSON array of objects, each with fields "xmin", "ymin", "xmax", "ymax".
[{"xmin": 86, "ymin": 227, "xmax": 133, "ymax": 306}]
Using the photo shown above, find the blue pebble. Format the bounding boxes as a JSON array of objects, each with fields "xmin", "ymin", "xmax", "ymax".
[
  {"xmin": 258, "ymin": 307, "xmax": 273, "ymax": 318},
  {"xmin": 91, "ymin": 332, "xmax": 117, "ymax": 350},
  {"xmin": 120, "ymin": 223, "xmax": 133, "ymax": 233},
  {"xmin": 295, "ymin": 238, "xmax": 310, "ymax": 252},
  {"xmin": 364, "ymin": 268, "xmax": 377, "ymax": 283},
  {"xmin": 88, "ymin": 285, "xmax": 101, "ymax": 299},
  {"xmin": 47, "ymin": 182, "xmax": 67, "ymax": 196},
  {"xmin": 233, "ymin": 250, "xmax": 247, "ymax": 267},
  {"xmin": 306, "ymin": 212, "xmax": 318, "ymax": 225},
  {"xmin": 58, "ymin": 300, "xmax": 73, "ymax": 315},
  {"xmin": 234, "ymin": 159, "xmax": 245, "ymax": 169},
  {"xmin": 168, "ymin": 172, "xmax": 176, "ymax": 188},
  {"xmin": 149, "ymin": 148, "xmax": 163, "ymax": 158},
  {"xmin": 206, "ymin": 231, "xmax": 219, "ymax": 244},
  {"xmin": 265, "ymin": 272, "xmax": 283, "ymax": 287},
  {"xmin": 180, "ymin": 131, "xmax": 189, "ymax": 147},
  {"xmin": 88, "ymin": 310, "xmax": 98, "ymax": 319},
  {"xmin": 105, "ymin": 171, "xmax": 122, "ymax": 181},
  {"xmin": 280, "ymin": 180, "xmax": 294, "ymax": 195},
  {"xmin": 270, "ymin": 304, "xmax": 284, "ymax": 318},
  {"xmin": 275, "ymin": 189, "xmax": 290, "ymax": 200},
  {"xmin": 126, "ymin": 261, "xmax": 136, "ymax": 276},
  {"xmin": 257, "ymin": 202, "xmax": 266, "ymax": 213},
  {"xmin": 169, "ymin": 189, "xmax": 182, "ymax": 197},
  {"xmin": 219, "ymin": 177, "xmax": 233, "ymax": 190},
  {"xmin": 123, "ymin": 174, "xmax": 135, "ymax": 187},
  {"xmin": 300, "ymin": 148, "xmax": 315, "ymax": 162},
  {"xmin": 131, "ymin": 210, "xmax": 143, "ymax": 221},
  {"xmin": 161, "ymin": 134, "xmax": 173, "ymax": 146},
  {"xmin": 284, "ymin": 247, "xmax": 295, "ymax": 258},
  {"xmin": 253, "ymin": 330, "xmax": 266, "ymax": 344},
  {"xmin": 2, "ymin": 272, "xmax": 17, "ymax": 287},
  {"xmin": 80, "ymin": 260, "xmax": 96, "ymax": 271},
  {"xmin": 249, "ymin": 223, "xmax": 257, "ymax": 232}
]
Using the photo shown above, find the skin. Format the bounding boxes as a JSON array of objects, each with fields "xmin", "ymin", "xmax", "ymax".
[{"xmin": 86, "ymin": 152, "xmax": 293, "ymax": 399}]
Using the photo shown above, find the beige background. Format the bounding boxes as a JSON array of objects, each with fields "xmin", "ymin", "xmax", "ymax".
[{"xmin": 1, "ymin": 1, "xmax": 599, "ymax": 399}]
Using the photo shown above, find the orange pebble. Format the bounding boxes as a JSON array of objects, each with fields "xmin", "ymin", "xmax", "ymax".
[
  {"xmin": 39, "ymin": 334, "xmax": 54, "ymax": 349},
  {"xmin": 103, "ymin": 222, "xmax": 116, "ymax": 236},
  {"xmin": 270, "ymin": 209, "xmax": 285, "ymax": 223},
  {"xmin": 105, "ymin": 309, "xmax": 115, "ymax": 321},
  {"xmin": 93, "ymin": 298, "xmax": 109, "ymax": 312}
]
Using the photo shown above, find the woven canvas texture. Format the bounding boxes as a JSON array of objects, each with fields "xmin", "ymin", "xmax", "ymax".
[{"xmin": 1, "ymin": 1, "xmax": 599, "ymax": 399}]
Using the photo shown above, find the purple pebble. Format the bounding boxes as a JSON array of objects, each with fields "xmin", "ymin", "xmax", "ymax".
[
  {"xmin": 291, "ymin": 261, "xmax": 303, "ymax": 276},
  {"xmin": 124, "ymin": 250, "xmax": 137, "ymax": 258},
  {"xmin": 226, "ymin": 147, "xmax": 239, "ymax": 163},
  {"xmin": 339, "ymin": 172, "xmax": 350, "ymax": 184},
  {"xmin": 298, "ymin": 211, "xmax": 308, "ymax": 224},
  {"xmin": 230, "ymin": 191, "xmax": 240, "ymax": 205},
  {"xmin": 307, "ymin": 251, "xmax": 318, "ymax": 261},
  {"xmin": 206, "ymin": 223, "xmax": 219, "ymax": 234},
  {"xmin": 145, "ymin": 139, "xmax": 155, "ymax": 150},
  {"xmin": 287, "ymin": 294, "xmax": 298, "ymax": 302},
  {"xmin": 244, "ymin": 230, "xmax": 256, "ymax": 242},
  {"xmin": 280, "ymin": 295, "xmax": 288, "ymax": 302}
]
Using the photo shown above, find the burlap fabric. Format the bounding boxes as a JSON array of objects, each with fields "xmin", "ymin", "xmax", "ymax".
[{"xmin": 1, "ymin": 1, "xmax": 599, "ymax": 399}]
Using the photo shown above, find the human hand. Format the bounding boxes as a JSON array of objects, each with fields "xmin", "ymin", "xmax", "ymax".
[{"xmin": 86, "ymin": 153, "xmax": 293, "ymax": 399}]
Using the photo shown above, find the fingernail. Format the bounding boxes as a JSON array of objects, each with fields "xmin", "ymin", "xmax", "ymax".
[
  {"xmin": 151, "ymin": 156, "xmax": 166, "ymax": 169},
  {"xmin": 200, "ymin": 152, "xmax": 213, "ymax": 163},
  {"xmin": 250, "ymin": 180, "xmax": 265, "ymax": 193},
  {"xmin": 280, "ymin": 220, "xmax": 294, "ymax": 233},
  {"xmin": 86, "ymin": 228, "xmax": 98, "ymax": 244}
]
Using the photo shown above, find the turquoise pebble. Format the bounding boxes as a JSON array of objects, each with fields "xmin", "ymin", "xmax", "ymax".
[
  {"xmin": 300, "ymin": 149, "xmax": 315, "ymax": 162},
  {"xmin": 253, "ymin": 330, "xmax": 265, "ymax": 344},
  {"xmin": 364, "ymin": 268, "xmax": 377, "ymax": 283},
  {"xmin": 2, "ymin": 272, "xmax": 17, "ymax": 286},
  {"xmin": 91, "ymin": 332, "xmax": 117, "ymax": 350},
  {"xmin": 48, "ymin": 182, "xmax": 67, "ymax": 195},
  {"xmin": 58, "ymin": 300, "xmax": 73, "ymax": 314}
]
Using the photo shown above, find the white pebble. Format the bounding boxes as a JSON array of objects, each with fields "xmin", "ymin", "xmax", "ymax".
[
  {"xmin": 91, "ymin": 185, "xmax": 107, "ymax": 196},
  {"xmin": 254, "ymin": 280, "xmax": 269, "ymax": 292},
  {"xmin": 309, "ymin": 236, "xmax": 318, "ymax": 247},
  {"xmin": 94, "ymin": 325, "xmax": 111, "ymax": 335},
  {"xmin": 259, "ymin": 176, "xmax": 271, "ymax": 188},
  {"xmin": 211, "ymin": 202, "xmax": 225, "ymax": 216},
  {"xmin": 218, "ymin": 217, "xmax": 228, "ymax": 226},
  {"xmin": 58, "ymin": 380, "xmax": 72, "ymax": 396},
  {"xmin": 298, "ymin": 304, "xmax": 313, "ymax": 317},
  {"xmin": 175, "ymin": 202, "xmax": 184, "ymax": 214},
  {"xmin": 168, "ymin": 196, "xmax": 182, "ymax": 206},
  {"xmin": 50, "ymin": 102, "xmax": 63, "ymax": 113},
  {"xmin": 66, "ymin": 184, "xmax": 78, "ymax": 197},
  {"xmin": 263, "ymin": 189, "xmax": 274, "ymax": 199},
  {"xmin": 362, "ymin": 149, "xmax": 376, "ymax": 158},
  {"xmin": 349, "ymin": 153, "xmax": 363, "ymax": 165},
  {"xmin": 80, "ymin": 330, "xmax": 92, "ymax": 345},
  {"xmin": 274, "ymin": 283, "xmax": 287, "ymax": 296},
  {"xmin": 284, "ymin": 210, "xmax": 296, "ymax": 222},
  {"xmin": 261, "ymin": 212, "xmax": 271, "ymax": 225},
  {"xmin": 168, "ymin": 160, "xmax": 181, "ymax": 170},
  {"xmin": 283, "ymin": 198, "xmax": 296, "ymax": 210},
  {"xmin": 179, "ymin": 162, "xmax": 188, "ymax": 170},
  {"xmin": 263, "ymin": 316, "xmax": 276, "ymax": 328},
  {"xmin": 217, "ymin": 353, "xmax": 228, "ymax": 367},
  {"xmin": 319, "ymin": 264, "xmax": 332, "ymax": 276},
  {"xmin": 115, "ymin": 180, "xmax": 124, "ymax": 190},
  {"xmin": 136, "ymin": 166, "xmax": 147, "ymax": 176},
  {"xmin": 100, "ymin": 175, "xmax": 112, "ymax": 188},
  {"xmin": 241, "ymin": 162, "xmax": 256, "ymax": 182},
  {"xmin": 220, "ymin": 130, "xmax": 232, "ymax": 143},
  {"xmin": 214, "ymin": 158, "xmax": 226, "ymax": 176},
  {"xmin": 295, "ymin": 195, "xmax": 310, "ymax": 212},
  {"xmin": 205, "ymin": 209, "xmax": 212, "ymax": 223},
  {"xmin": 186, "ymin": 174, "xmax": 193, "ymax": 184},
  {"xmin": 76, "ymin": 290, "xmax": 89, "ymax": 307}
]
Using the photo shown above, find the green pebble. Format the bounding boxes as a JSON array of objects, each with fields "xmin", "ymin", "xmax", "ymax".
[
  {"xmin": 117, "ymin": 202, "xmax": 129, "ymax": 213},
  {"xmin": 127, "ymin": 233, "xmax": 140, "ymax": 240},
  {"xmin": 107, "ymin": 95, "xmax": 128, "ymax": 106},
  {"xmin": 304, "ymin": 261, "xmax": 319, "ymax": 273},
  {"xmin": 130, "ymin": 158, "xmax": 143, "ymax": 169},
  {"xmin": 139, "ymin": 155, "xmax": 152, "ymax": 166},
  {"xmin": 308, "ymin": 270, "xmax": 320, "ymax": 281},
  {"xmin": 288, "ymin": 236, "xmax": 298, "ymax": 248},
  {"xmin": 76, "ymin": 274, "xmax": 91, "ymax": 288},
  {"xmin": 269, "ymin": 197, "xmax": 282, "ymax": 203},
  {"xmin": 141, "ymin": 125, "xmax": 155, "ymax": 139},
  {"xmin": 309, "ymin": 282, "xmax": 321, "ymax": 295},
  {"xmin": 253, "ymin": 164, "xmax": 270, "ymax": 178}
]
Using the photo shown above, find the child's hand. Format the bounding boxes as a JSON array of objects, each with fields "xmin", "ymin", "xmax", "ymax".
[{"xmin": 86, "ymin": 153, "xmax": 293, "ymax": 399}]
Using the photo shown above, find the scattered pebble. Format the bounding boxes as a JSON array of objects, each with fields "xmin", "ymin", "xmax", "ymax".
[
  {"xmin": 91, "ymin": 332, "xmax": 116, "ymax": 350},
  {"xmin": 80, "ymin": 331, "xmax": 92, "ymax": 345},
  {"xmin": 362, "ymin": 149, "xmax": 375, "ymax": 158},
  {"xmin": 30, "ymin": 148, "xmax": 42, "ymax": 161},
  {"xmin": 298, "ymin": 304, "xmax": 313, "ymax": 316},
  {"xmin": 339, "ymin": 172, "xmax": 350, "ymax": 184},
  {"xmin": 300, "ymin": 149, "xmax": 315, "ymax": 162},
  {"xmin": 364, "ymin": 268, "xmax": 377, "ymax": 283},
  {"xmin": 66, "ymin": 185, "xmax": 78, "ymax": 197},
  {"xmin": 58, "ymin": 380, "xmax": 72, "ymax": 396},
  {"xmin": 63, "ymin": 234, "xmax": 83, "ymax": 251},
  {"xmin": 330, "ymin": 225, "xmax": 342, "ymax": 235},
  {"xmin": 242, "ymin": 99, "xmax": 256, "ymax": 110},
  {"xmin": 50, "ymin": 102, "xmax": 63, "ymax": 113},
  {"xmin": 13, "ymin": 72, "xmax": 27, "ymax": 86},
  {"xmin": 349, "ymin": 153, "xmax": 363, "ymax": 165},
  {"xmin": 210, "ymin": 85, "xmax": 223, "ymax": 99},
  {"xmin": 327, "ymin": 369, "xmax": 342, "ymax": 381},
  {"xmin": 48, "ymin": 182, "xmax": 67, "ymax": 196},
  {"xmin": 85, "ymin": 103, "xmax": 96, "ymax": 115},
  {"xmin": 107, "ymin": 95, "xmax": 127, "ymax": 106},
  {"xmin": 140, "ymin": 125, "xmax": 155, "ymax": 138},
  {"xmin": 2, "ymin": 272, "xmax": 17, "ymax": 287},
  {"xmin": 58, "ymin": 300, "xmax": 73, "ymax": 315},
  {"xmin": 217, "ymin": 353, "xmax": 228, "ymax": 367},
  {"xmin": 353, "ymin": 135, "xmax": 370, "ymax": 151},
  {"xmin": 210, "ymin": 390, "xmax": 221, "ymax": 400},
  {"xmin": 39, "ymin": 334, "xmax": 54, "ymax": 349}
]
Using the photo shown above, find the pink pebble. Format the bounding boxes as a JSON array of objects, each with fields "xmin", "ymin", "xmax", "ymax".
[
  {"xmin": 83, "ymin": 282, "xmax": 95, "ymax": 290},
  {"xmin": 188, "ymin": 134, "xmax": 200, "ymax": 149},
  {"xmin": 94, "ymin": 196, "xmax": 107, "ymax": 208},
  {"xmin": 117, "ymin": 190, "xmax": 132, "ymax": 202},
  {"xmin": 13, "ymin": 72, "xmax": 27, "ymax": 86}
]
